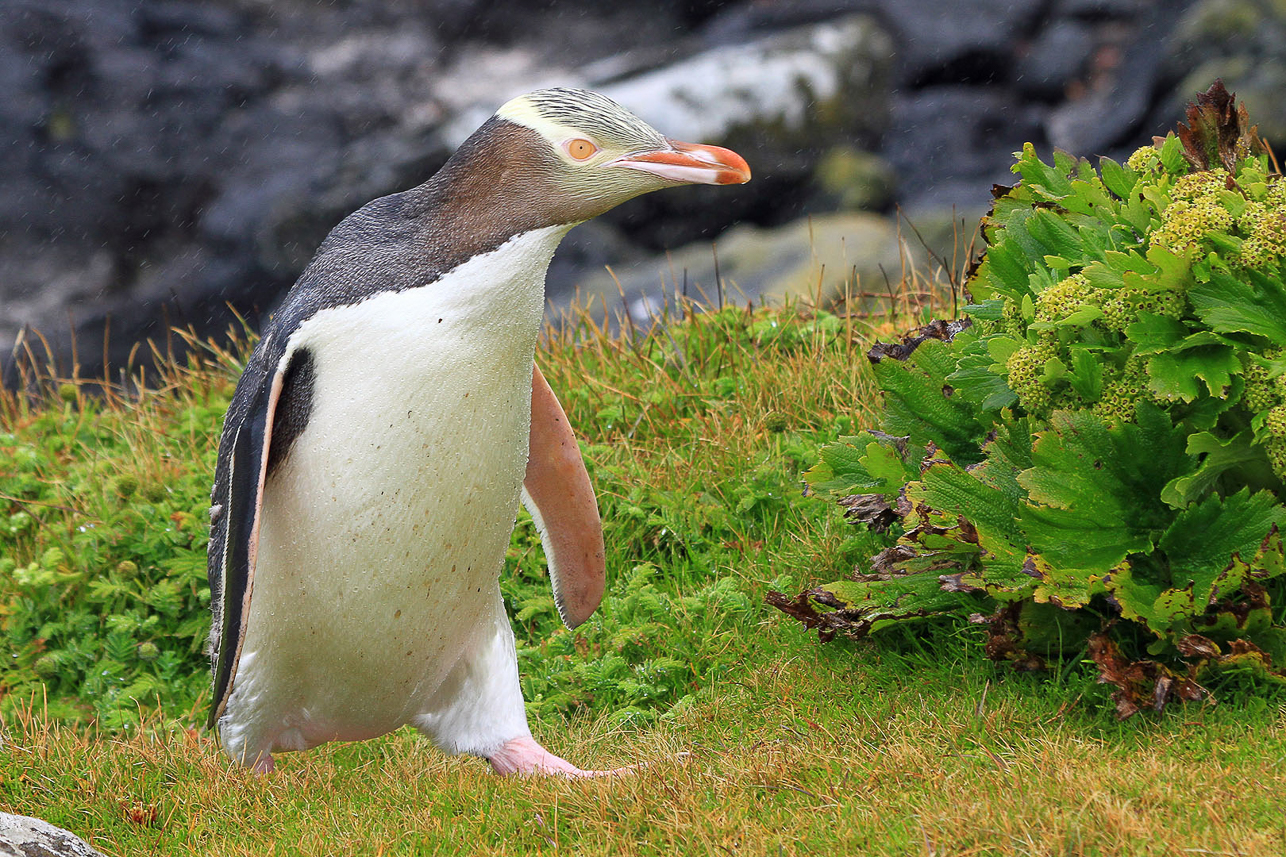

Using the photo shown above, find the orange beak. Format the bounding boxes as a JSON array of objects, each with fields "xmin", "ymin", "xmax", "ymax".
[{"xmin": 613, "ymin": 139, "xmax": 751, "ymax": 186}]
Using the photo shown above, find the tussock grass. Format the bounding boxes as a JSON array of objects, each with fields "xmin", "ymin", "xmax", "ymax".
[{"xmin": 4, "ymin": 278, "xmax": 1286, "ymax": 855}]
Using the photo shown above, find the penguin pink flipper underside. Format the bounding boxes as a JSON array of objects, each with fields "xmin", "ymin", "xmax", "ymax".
[{"xmin": 521, "ymin": 364, "xmax": 605, "ymax": 629}]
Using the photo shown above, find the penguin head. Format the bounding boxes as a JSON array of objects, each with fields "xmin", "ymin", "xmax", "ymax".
[{"xmin": 489, "ymin": 87, "xmax": 751, "ymax": 220}]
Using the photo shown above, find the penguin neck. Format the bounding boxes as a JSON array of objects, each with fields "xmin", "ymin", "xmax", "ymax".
[{"xmin": 405, "ymin": 118, "xmax": 587, "ymax": 267}]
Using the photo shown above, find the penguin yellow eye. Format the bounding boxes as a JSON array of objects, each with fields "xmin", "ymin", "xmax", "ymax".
[{"xmin": 565, "ymin": 138, "xmax": 598, "ymax": 161}]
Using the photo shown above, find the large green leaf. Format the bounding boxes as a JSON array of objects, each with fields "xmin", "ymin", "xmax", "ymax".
[
  {"xmin": 1065, "ymin": 347, "xmax": 1105, "ymax": 401},
  {"xmin": 1160, "ymin": 432, "xmax": 1264, "ymax": 508},
  {"xmin": 1189, "ymin": 264, "xmax": 1286, "ymax": 346},
  {"xmin": 804, "ymin": 432, "xmax": 920, "ymax": 500},
  {"xmin": 913, "ymin": 460, "xmax": 1029, "ymax": 587},
  {"xmin": 1018, "ymin": 405, "xmax": 1194, "ymax": 571},
  {"xmin": 1125, "ymin": 313, "xmax": 1188, "ymax": 355},
  {"xmin": 947, "ymin": 334, "xmax": 1020, "ymax": 411},
  {"xmin": 1159, "ymin": 489, "xmax": 1285, "ymax": 603},
  {"xmin": 1026, "ymin": 208, "xmax": 1084, "ymax": 260},
  {"xmin": 804, "ymin": 436, "xmax": 877, "ymax": 496},
  {"xmin": 973, "ymin": 418, "xmax": 1036, "ymax": 502},
  {"xmin": 876, "ymin": 338, "xmax": 989, "ymax": 465},
  {"xmin": 1112, "ymin": 504, "xmax": 1286, "ymax": 639},
  {"xmin": 1145, "ymin": 345, "xmax": 1241, "ymax": 403},
  {"xmin": 1099, "ymin": 157, "xmax": 1138, "ymax": 199},
  {"xmin": 1013, "ymin": 142, "xmax": 1073, "ymax": 198}
]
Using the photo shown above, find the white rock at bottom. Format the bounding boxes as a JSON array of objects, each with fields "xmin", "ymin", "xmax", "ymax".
[{"xmin": 0, "ymin": 813, "xmax": 106, "ymax": 857}]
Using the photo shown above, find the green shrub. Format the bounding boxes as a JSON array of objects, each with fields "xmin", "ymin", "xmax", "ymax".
[
  {"xmin": 0, "ymin": 376, "xmax": 227, "ymax": 729},
  {"xmin": 771, "ymin": 82, "xmax": 1286, "ymax": 717}
]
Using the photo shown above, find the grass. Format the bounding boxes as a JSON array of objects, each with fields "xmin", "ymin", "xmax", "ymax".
[{"xmin": 3, "ymin": 282, "xmax": 1286, "ymax": 855}]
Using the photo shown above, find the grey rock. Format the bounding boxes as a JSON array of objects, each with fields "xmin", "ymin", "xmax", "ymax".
[
  {"xmin": 564, "ymin": 213, "xmax": 906, "ymax": 326},
  {"xmin": 1015, "ymin": 20, "xmax": 1095, "ymax": 100},
  {"xmin": 1057, "ymin": 0, "xmax": 1151, "ymax": 19},
  {"xmin": 701, "ymin": 0, "xmax": 1045, "ymax": 86},
  {"xmin": 699, "ymin": 0, "xmax": 874, "ymax": 44},
  {"xmin": 878, "ymin": 0, "xmax": 1045, "ymax": 86},
  {"xmin": 0, "ymin": 0, "xmax": 454, "ymax": 377},
  {"xmin": 885, "ymin": 86, "xmax": 1044, "ymax": 215},
  {"xmin": 0, "ymin": 813, "xmax": 106, "ymax": 857},
  {"xmin": 1045, "ymin": 2, "xmax": 1188, "ymax": 155}
]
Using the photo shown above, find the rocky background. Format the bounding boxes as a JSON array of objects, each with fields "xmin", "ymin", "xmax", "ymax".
[{"xmin": 2, "ymin": 0, "xmax": 1282, "ymax": 382}]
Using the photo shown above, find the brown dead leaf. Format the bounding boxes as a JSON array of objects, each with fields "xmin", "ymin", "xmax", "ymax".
[
  {"xmin": 1088, "ymin": 632, "xmax": 1207, "ymax": 720},
  {"xmin": 981, "ymin": 603, "xmax": 1046, "ymax": 671},
  {"xmin": 837, "ymin": 493, "xmax": 898, "ymax": 533},
  {"xmin": 1175, "ymin": 79, "xmax": 1264, "ymax": 173},
  {"xmin": 867, "ymin": 319, "xmax": 972, "ymax": 364}
]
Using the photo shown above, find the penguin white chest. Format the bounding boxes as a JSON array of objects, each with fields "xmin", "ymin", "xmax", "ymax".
[{"xmin": 223, "ymin": 225, "xmax": 571, "ymax": 754}]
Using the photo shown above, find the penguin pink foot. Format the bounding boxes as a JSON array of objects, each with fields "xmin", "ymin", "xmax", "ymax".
[{"xmin": 487, "ymin": 736, "xmax": 632, "ymax": 778}]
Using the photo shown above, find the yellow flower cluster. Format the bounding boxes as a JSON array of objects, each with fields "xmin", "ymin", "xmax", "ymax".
[
  {"xmin": 1001, "ymin": 297, "xmax": 1026, "ymax": 336},
  {"xmin": 1263, "ymin": 403, "xmax": 1286, "ymax": 478},
  {"xmin": 1236, "ymin": 196, "xmax": 1286, "ymax": 268},
  {"xmin": 1126, "ymin": 145, "xmax": 1160, "ymax": 172},
  {"xmin": 1242, "ymin": 356, "xmax": 1279, "ymax": 413},
  {"xmin": 1171, "ymin": 169, "xmax": 1229, "ymax": 202},
  {"xmin": 1151, "ymin": 195, "xmax": 1235, "ymax": 256},
  {"xmin": 1005, "ymin": 339, "xmax": 1058, "ymax": 415},
  {"xmin": 1034, "ymin": 274, "xmax": 1100, "ymax": 323},
  {"xmin": 1091, "ymin": 355, "xmax": 1149, "ymax": 425},
  {"xmin": 1101, "ymin": 287, "xmax": 1187, "ymax": 332}
]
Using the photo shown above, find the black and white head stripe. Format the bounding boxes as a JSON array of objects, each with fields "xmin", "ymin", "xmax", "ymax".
[{"xmin": 498, "ymin": 87, "xmax": 666, "ymax": 150}]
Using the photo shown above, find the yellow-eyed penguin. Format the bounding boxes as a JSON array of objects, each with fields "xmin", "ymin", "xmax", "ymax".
[{"xmin": 206, "ymin": 88, "xmax": 751, "ymax": 776}]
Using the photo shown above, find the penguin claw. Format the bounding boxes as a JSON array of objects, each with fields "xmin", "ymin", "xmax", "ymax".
[{"xmin": 487, "ymin": 735, "xmax": 631, "ymax": 778}]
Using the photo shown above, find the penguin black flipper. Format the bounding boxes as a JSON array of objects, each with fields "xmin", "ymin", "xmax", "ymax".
[{"xmin": 206, "ymin": 342, "xmax": 311, "ymax": 730}]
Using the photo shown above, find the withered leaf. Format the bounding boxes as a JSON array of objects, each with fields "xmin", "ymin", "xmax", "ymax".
[
  {"xmin": 1088, "ymin": 632, "xmax": 1208, "ymax": 720},
  {"xmin": 837, "ymin": 493, "xmax": 899, "ymax": 533},
  {"xmin": 766, "ymin": 587, "xmax": 885, "ymax": 643},
  {"xmin": 868, "ymin": 319, "xmax": 973, "ymax": 364},
  {"xmin": 869, "ymin": 544, "xmax": 918, "ymax": 576},
  {"xmin": 940, "ymin": 573, "xmax": 983, "ymax": 593},
  {"xmin": 1175, "ymin": 634, "xmax": 1220, "ymax": 659},
  {"xmin": 980, "ymin": 603, "xmax": 1047, "ymax": 671},
  {"xmin": 1175, "ymin": 79, "xmax": 1265, "ymax": 173}
]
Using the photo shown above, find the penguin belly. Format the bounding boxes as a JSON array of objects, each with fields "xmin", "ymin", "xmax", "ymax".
[{"xmin": 217, "ymin": 225, "xmax": 571, "ymax": 763}]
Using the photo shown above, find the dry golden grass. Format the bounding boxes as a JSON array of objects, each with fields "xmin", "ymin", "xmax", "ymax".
[{"xmin": 6, "ymin": 642, "xmax": 1286, "ymax": 856}]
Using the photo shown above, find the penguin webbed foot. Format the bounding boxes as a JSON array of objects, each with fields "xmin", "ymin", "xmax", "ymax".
[
  {"xmin": 251, "ymin": 753, "xmax": 276, "ymax": 775},
  {"xmin": 487, "ymin": 735, "xmax": 631, "ymax": 778}
]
